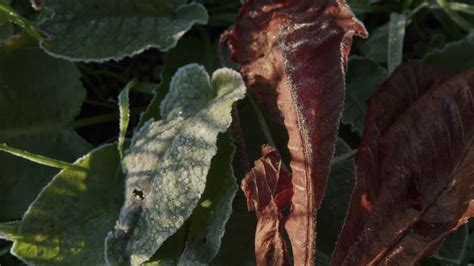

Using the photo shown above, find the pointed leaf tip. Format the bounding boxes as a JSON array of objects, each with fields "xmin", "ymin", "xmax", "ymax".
[{"xmin": 230, "ymin": 0, "xmax": 366, "ymax": 264}]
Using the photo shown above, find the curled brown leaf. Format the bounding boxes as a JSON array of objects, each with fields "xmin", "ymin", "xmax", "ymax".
[
  {"xmin": 241, "ymin": 145, "xmax": 293, "ymax": 266},
  {"xmin": 230, "ymin": 0, "xmax": 366, "ymax": 264},
  {"xmin": 332, "ymin": 61, "xmax": 474, "ymax": 265}
]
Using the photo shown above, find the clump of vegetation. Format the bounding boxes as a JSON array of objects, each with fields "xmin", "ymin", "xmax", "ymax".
[{"xmin": 0, "ymin": 0, "xmax": 473, "ymax": 265}]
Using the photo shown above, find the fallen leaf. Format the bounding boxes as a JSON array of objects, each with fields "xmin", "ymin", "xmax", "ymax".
[{"xmin": 332, "ymin": 61, "xmax": 474, "ymax": 265}]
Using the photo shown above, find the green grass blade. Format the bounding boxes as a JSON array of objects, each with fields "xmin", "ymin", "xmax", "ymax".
[
  {"xmin": 388, "ymin": 12, "xmax": 407, "ymax": 73},
  {"xmin": 0, "ymin": 143, "xmax": 83, "ymax": 171}
]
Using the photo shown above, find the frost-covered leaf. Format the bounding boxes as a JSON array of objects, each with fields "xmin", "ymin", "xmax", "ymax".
[
  {"xmin": 9, "ymin": 144, "xmax": 123, "ymax": 265},
  {"xmin": 342, "ymin": 57, "xmax": 387, "ymax": 134},
  {"xmin": 387, "ymin": 13, "xmax": 406, "ymax": 73},
  {"xmin": 144, "ymin": 134, "xmax": 237, "ymax": 265},
  {"xmin": 138, "ymin": 37, "xmax": 219, "ymax": 128},
  {"xmin": 38, "ymin": 0, "xmax": 208, "ymax": 62},
  {"xmin": 105, "ymin": 64, "xmax": 246, "ymax": 265},
  {"xmin": 423, "ymin": 31, "xmax": 474, "ymax": 74},
  {"xmin": 241, "ymin": 145, "xmax": 292, "ymax": 266},
  {"xmin": 179, "ymin": 133, "xmax": 238, "ymax": 264},
  {"xmin": 118, "ymin": 78, "xmax": 138, "ymax": 159},
  {"xmin": 0, "ymin": 41, "xmax": 90, "ymax": 222},
  {"xmin": 434, "ymin": 224, "xmax": 468, "ymax": 264},
  {"xmin": 0, "ymin": 221, "xmax": 20, "ymax": 241},
  {"xmin": 332, "ymin": 61, "xmax": 474, "ymax": 264},
  {"xmin": 230, "ymin": 0, "xmax": 366, "ymax": 264}
]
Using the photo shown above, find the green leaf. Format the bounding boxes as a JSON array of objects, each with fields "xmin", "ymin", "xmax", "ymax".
[
  {"xmin": 434, "ymin": 224, "xmax": 468, "ymax": 264},
  {"xmin": 0, "ymin": 46, "xmax": 85, "ymax": 135},
  {"xmin": 334, "ymin": 137, "xmax": 352, "ymax": 158},
  {"xmin": 387, "ymin": 12, "xmax": 406, "ymax": 73},
  {"xmin": 179, "ymin": 133, "xmax": 237, "ymax": 264},
  {"xmin": 0, "ymin": 43, "xmax": 90, "ymax": 222},
  {"xmin": 0, "ymin": 23, "xmax": 13, "ymax": 43},
  {"xmin": 437, "ymin": 0, "xmax": 473, "ymax": 32},
  {"xmin": 211, "ymin": 193, "xmax": 257, "ymax": 266},
  {"xmin": 0, "ymin": 143, "xmax": 82, "ymax": 171},
  {"xmin": 360, "ymin": 24, "xmax": 388, "ymax": 63},
  {"xmin": 317, "ymin": 141, "xmax": 355, "ymax": 256},
  {"xmin": 448, "ymin": 2, "xmax": 474, "ymax": 16},
  {"xmin": 38, "ymin": 0, "xmax": 208, "ymax": 62},
  {"xmin": 10, "ymin": 144, "xmax": 123, "ymax": 265},
  {"xmin": 138, "ymin": 36, "xmax": 219, "ymax": 128},
  {"xmin": 423, "ymin": 31, "xmax": 474, "ymax": 74},
  {"xmin": 144, "ymin": 133, "xmax": 238, "ymax": 265},
  {"xmin": 0, "ymin": 221, "xmax": 20, "ymax": 241},
  {"xmin": 118, "ymin": 78, "xmax": 138, "ymax": 159},
  {"xmin": 0, "ymin": 2, "xmax": 41, "ymax": 40},
  {"xmin": 461, "ymin": 222, "xmax": 474, "ymax": 264},
  {"xmin": 342, "ymin": 57, "xmax": 387, "ymax": 134},
  {"xmin": 105, "ymin": 64, "xmax": 246, "ymax": 265}
]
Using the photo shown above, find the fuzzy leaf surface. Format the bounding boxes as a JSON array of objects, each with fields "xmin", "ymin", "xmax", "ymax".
[
  {"xmin": 38, "ymin": 0, "xmax": 208, "ymax": 61},
  {"xmin": 332, "ymin": 61, "xmax": 474, "ymax": 265},
  {"xmin": 105, "ymin": 64, "xmax": 246, "ymax": 265},
  {"xmin": 138, "ymin": 37, "xmax": 219, "ymax": 128},
  {"xmin": 241, "ymin": 145, "xmax": 293, "ymax": 266},
  {"xmin": 230, "ymin": 0, "xmax": 367, "ymax": 264},
  {"xmin": 178, "ymin": 133, "xmax": 238, "ymax": 265},
  {"xmin": 9, "ymin": 144, "xmax": 123, "ymax": 265},
  {"xmin": 423, "ymin": 31, "xmax": 474, "ymax": 74}
]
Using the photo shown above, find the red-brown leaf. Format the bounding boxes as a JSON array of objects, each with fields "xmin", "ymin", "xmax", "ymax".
[
  {"xmin": 331, "ymin": 61, "xmax": 474, "ymax": 265},
  {"xmin": 241, "ymin": 145, "xmax": 293, "ymax": 266},
  {"xmin": 230, "ymin": 1, "xmax": 367, "ymax": 264}
]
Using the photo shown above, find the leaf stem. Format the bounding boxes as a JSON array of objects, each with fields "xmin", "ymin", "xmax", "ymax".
[
  {"xmin": 0, "ymin": 3, "xmax": 41, "ymax": 40},
  {"xmin": 247, "ymin": 93, "xmax": 276, "ymax": 148},
  {"xmin": 0, "ymin": 143, "xmax": 83, "ymax": 170},
  {"xmin": 71, "ymin": 106, "xmax": 147, "ymax": 129},
  {"xmin": 71, "ymin": 113, "xmax": 120, "ymax": 129}
]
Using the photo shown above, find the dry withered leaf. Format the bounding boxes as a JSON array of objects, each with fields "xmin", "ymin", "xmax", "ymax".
[
  {"xmin": 332, "ymin": 61, "xmax": 474, "ymax": 265},
  {"xmin": 241, "ymin": 145, "xmax": 293, "ymax": 266},
  {"xmin": 230, "ymin": 1, "xmax": 367, "ymax": 264}
]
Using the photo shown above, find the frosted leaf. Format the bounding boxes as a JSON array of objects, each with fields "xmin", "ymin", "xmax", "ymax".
[
  {"xmin": 0, "ymin": 221, "xmax": 20, "ymax": 241},
  {"xmin": 105, "ymin": 64, "xmax": 246, "ymax": 265},
  {"xmin": 118, "ymin": 79, "xmax": 138, "ymax": 159},
  {"xmin": 178, "ymin": 133, "xmax": 238, "ymax": 265},
  {"xmin": 38, "ymin": 0, "xmax": 208, "ymax": 62},
  {"xmin": 9, "ymin": 144, "xmax": 124, "ymax": 265}
]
